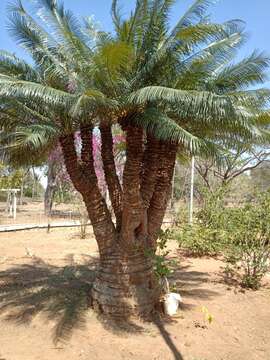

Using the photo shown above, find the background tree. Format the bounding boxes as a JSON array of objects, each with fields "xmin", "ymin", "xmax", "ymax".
[
  {"xmin": 250, "ymin": 161, "xmax": 270, "ymax": 192},
  {"xmin": 195, "ymin": 144, "xmax": 270, "ymax": 191}
]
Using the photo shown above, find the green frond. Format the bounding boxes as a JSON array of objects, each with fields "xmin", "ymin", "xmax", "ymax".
[
  {"xmin": 211, "ymin": 51, "xmax": 270, "ymax": 93},
  {"xmin": 94, "ymin": 41, "xmax": 134, "ymax": 77},
  {"xmin": 0, "ymin": 50, "xmax": 40, "ymax": 81},
  {"xmin": 174, "ymin": 26, "xmax": 245, "ymax": 90},
  {"xmin": 0, "ymin": 124, "xmax": 58, "ymax": 166},
  {"xmin": 111, "ymin": 0, "xmax": 123, "ymax": 33},
  {"xmin": 182, "ymin": 30, "xmax": 245, "ymax": 71},
  {"xmin": 176, "ymin": 45, "xmax": 269, "ymax": 96},
  {"xmin": 7, "ymin": 7, "xmax": 69, "ymax": 83},
  {"xmin": 0, "ymin": 77, "xmax": 74, "ymax": 111},
  {"xmin": 132, "ymin": 16, "xmax": 245, "ymax": 90},
  {"xmin": 126, "ymin": 0, "xmax": 152, "ymax": 43},
  {"xmin": 0, "ymin": 97, "xmax": 53, "ymax": 129},
  {"xmin": 133, "ymin": 108, "xmax": 225, "ymax": 159},
  {"xmin": 129, "ymin": 86, "xmax": 236, "ymax": 121},
  {"xmin": 8, "ymin": 0, "xmax": 57, "ymax": 51},
  {"xmin": 165, "ymin": 0, "xmax": 216, "ymax": 49},
  {"xmin": 126, "ymin": 0, "xmax": 149, "ymax": 47},
  {"xmin": 70, "ymin": 91, "xmax": 119, "ymax": 119},
  {"xmin": 35, "ymin": 0, "xmax": 93, "ymax": 66},
  {"xmin": 228, "ymin": 88, "xmax": 270, "ymax": 109},
  {"xmin": 133, "ymin": 108, "xmax": 203, "ymax": 150},
  {"xmin": 176, "ymin": 20, "xmax": 244, "ymax": 54},
  {"xmin": 256, "ymin": 111, "xmax": 270, "ymax": 127},
  {"xmin": 82, "ymin": 16, "xmax": 100, "ymax": 44},
  {"xmin": 173, "ymin": 0, "xmax": 214, "ymax": 30}
]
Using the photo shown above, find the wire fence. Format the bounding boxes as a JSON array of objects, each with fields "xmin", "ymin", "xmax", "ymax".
[
  {"xmin": 0, "ymin": 197, "xmax": 80, "ymax": 226},
  {"xmin": 0, "ymin": 196, "xmax": 178, "ymax": 232}
]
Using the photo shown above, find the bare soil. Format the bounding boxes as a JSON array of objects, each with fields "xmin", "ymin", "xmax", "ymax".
[
  {"xmin": 0, "ymin": 200, "xmax": 79, "ymax": 226},
  {"xmin": 0, "ymin": 227, "xmax": 269, "ymax": 360}
]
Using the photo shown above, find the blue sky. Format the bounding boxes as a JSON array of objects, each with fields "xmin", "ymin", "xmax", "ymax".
[{"xmin": 0, "ymin": 0, "xmax": 269, "ymax": 62}]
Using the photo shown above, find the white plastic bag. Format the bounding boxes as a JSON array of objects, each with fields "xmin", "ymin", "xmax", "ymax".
[{"xmin": 164, "ymin": 292, "xmax": 182, "ymax": 316}]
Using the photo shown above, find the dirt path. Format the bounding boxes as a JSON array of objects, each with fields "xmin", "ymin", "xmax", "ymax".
[{"xmin": 0, "ymin": 228, "xmax": 269, "ymax": 360}]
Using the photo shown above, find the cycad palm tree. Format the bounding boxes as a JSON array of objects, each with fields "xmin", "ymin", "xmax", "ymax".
[{"xmin": 0, "ymin": 0, "xmax": 269, "ymax": 319}]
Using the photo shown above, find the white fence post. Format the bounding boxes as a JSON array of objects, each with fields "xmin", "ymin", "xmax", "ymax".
[{"xmin": 189, "ymin": 156, "xmax": 195, "ymax": 225}]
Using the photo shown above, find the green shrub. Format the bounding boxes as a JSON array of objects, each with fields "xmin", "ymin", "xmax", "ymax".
[
  {"xmin": 224, "ymin": 192, "xmax": 270, "ymax": 289},
  {"xmin": 174, "ymin": 187, "xmax": 228, "ymax": 256},
  {"xmin": 153, "ymin": 229, "xmax": 172, "ymax": 278},
  {"xmin": 174, "ymin": 188, "xmax": 270, "ymax": 289},
  {"xmin": 173, "ymin": 205, "xmax": 189, "ymax": 226},
  {"xmin": 174, "ymin": 224, "xmax": 225, "ymax": 257},
  {"xmin": 226, "ymin": 240, "xmax": 270, "ymax": 289},
  {"xmin": 197, "ymin": 186, "xmax": 229, "ymax": 228}
]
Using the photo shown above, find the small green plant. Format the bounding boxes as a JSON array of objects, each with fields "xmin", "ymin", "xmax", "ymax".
[
  {"xmin": 154, "ymin": 253, "xmax": 172, "ymax": 278},
  {"xmin": 201, "ymin": 306, "xmax": 214, "ymax": 325},
  {"xmin": 145, "ymin": 229, "xmax": 176, "ymax": 279}
]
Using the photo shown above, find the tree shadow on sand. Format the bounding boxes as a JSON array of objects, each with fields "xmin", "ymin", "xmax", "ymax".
[
  {"xmin": 0, "ymin": 254, "xmax": 149, "ymax": 343},
  {"xmin": 167, "ymin": 256, "xmax": 221, "ymax": 312},
  {"xmin": 0, "ymin": 255, "xmax": 97, "ymax": 344},
  {"xmin": 0, "ymin": 254, "xmax": 220, "ymax": 359}
]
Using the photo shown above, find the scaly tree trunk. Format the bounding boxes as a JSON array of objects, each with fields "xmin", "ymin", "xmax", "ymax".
[
  {"xmin": 91, "ymin": 249, "xmax": 158, "ymax": 318},
  {"xmin": 148, "ymin": 142, "xmax": 178, "ymax": 246},
  {"xmin": 60, "ymin": 124, "xmax": 177, "ymax": 319},
  {"xmin": 100, "ymin": 124, "xmax": 123, "ymax": 231}
]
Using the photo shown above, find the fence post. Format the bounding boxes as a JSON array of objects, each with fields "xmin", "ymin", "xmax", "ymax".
[{"xmin": 189, "ymin": 156, "xmax": 195, "ymax": 225}]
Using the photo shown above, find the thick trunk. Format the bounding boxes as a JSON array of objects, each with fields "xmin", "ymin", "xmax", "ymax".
[
  {"xmin": 147, "ymin": 142, "xmax": 178, "ymax": 247},
  {"xmin": 141, "ymin": 135, "xmax": 160, "ymax": 208},
  {"xmin": 139, "ymin": 135, "xmax": 160, "ymax": 236},
  {"xmin": 60, "ymin": 131, "xmax": 116, "ymax": 255},
  {"xmin": 100, "ymin": 124, "xmax": 123, "ymax": 231},
  {"xmin": 59, "ymin": 125, "xmax": 177, "ymax": 320},
  {"xmin": 92, "ymin": 249, "xmax": 159, "ymax": 319},
  {"xmin": 121, "ymin": 126, "xmax": 144, "ymax": 247}
]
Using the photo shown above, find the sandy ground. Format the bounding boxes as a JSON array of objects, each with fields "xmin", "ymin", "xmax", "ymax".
[
  {"xmin": 0, "ymin": 227, "xmax": 269, "ymax": 360},
  {"xmin": 0, "ymin": 200, "xmax": 78, "ymax": 226}
]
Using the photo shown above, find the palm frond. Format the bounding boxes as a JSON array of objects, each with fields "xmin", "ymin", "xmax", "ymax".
[
  {"xmin": 7, "ymin": 5, "xmax": 69, "ymax": 83},
  {"xmin": 228, "ymin": 88, "xmax": 270, "ymax": 109},
  {"xmin": 111, "ymin": 0, "xmax": 123, "ymax": 33},
  {"xmin": 129, "ymin": 85, "xmax": 237, "ymax": 121},
  {"xmin": 0, "ymin": 124, "xmax": 58, "ymax": 166},
  {"xmin": 133, "ymin": 107, "xmax": 225, "ymax": 159},
  {"xmin": 211, "ymin": 51, "xmax": 270, "ymax": 93},
  {"xmin": 35, "ymin": 0, "xmax": 93, "ymax": 66},
  {"xmin": 172, "ymin": 0, "xmax": 214, "ymax": 31},
  {"xmin": 0, "ymin": 50, "xmax": 40, "ymax": 82},
  {"xmin": 181, "ymin": 28, "xmax": 245, "ymax": 70},
  {"xmin": 0, "ymin": 77, "xmax": 74, "ymax": 111},
  {"xmin": 70, "ymin": 91, "xmax": 119, "ymax": 119},
  {"xmin": 165, "ymin": 0, "xmax": 216, "ymax": 50}
]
